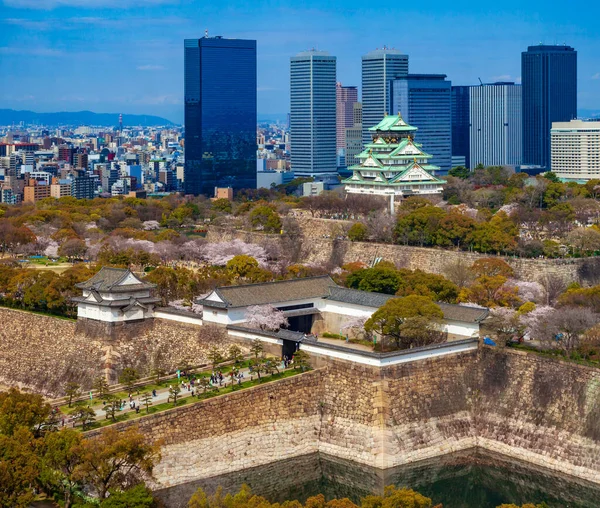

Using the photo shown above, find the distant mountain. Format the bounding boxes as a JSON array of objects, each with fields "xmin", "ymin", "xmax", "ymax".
[{"xmin": 0, "ymin": 109, "xmax": 175, "ymax": 127}]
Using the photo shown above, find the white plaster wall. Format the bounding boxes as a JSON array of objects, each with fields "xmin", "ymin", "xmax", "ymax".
[{"xmin": 154, "ymin": 311, "xmax": 203, "ymax": 326}]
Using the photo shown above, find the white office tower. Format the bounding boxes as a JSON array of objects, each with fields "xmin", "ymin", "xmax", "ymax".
[
  {"xmin": 469, "ymin": 82, "xmax": 522, "ymax": 169},
  {"xmin": 290, "ymin": 50, "xmax": 337, "ymax": 180},
  {"xmin": 551, "ymin": 120, "xmax": 600, "ymax": 182},
  {"xmin": 361, "ymin": 47, "xmax": 409, "ymax": 145}
]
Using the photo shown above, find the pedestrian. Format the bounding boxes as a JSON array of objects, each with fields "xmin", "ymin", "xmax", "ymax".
[{"xmin": 152, "ymin": 389, "xmax": 157, "ymax": 397}]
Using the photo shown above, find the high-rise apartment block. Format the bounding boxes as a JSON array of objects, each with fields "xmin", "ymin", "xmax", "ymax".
[
  {"xmin": 184, "ymin": 36, "xmax": 257, "ymax": 195},
  {"xmin": 290, "ymin": 50, "xmax": 337, "ymax": 179},
  {"xmin": 361, "ymin": 48, "xmax": 408, "ymax": 145},
  {"xmin": 551, "ymin": 120, "xmax": 600, "ymax": 182},
  {"xmin": 390, "ymin": 74, "xmax": 452, "ymax": 174},
  {"xmin": 336, "ymin": 83, "xmax": 358, "ymax": 167},
  {"xmin": 469, "ymin": 82, "xmax": 522, "ymax": 169},
  {"xmin": 522, "ymin": 44, "xmax": 577, "ymax": 169}
]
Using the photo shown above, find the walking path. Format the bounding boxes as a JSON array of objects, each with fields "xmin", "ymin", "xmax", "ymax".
[{"xmin": 58, "ymin": 362, "xmax": 284, "ymax": 426}]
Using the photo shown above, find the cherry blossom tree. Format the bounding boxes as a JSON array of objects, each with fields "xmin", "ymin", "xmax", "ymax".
[
  {"xmin": 201, "ymin": 240, "xmax": 268, "ymax": 266},
  {"xmin": 245, "ymin": 305, "xmax": 288, "ymax": 331}
]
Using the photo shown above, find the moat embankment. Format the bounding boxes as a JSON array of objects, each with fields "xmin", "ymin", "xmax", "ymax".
[{"xmin": 84, "ymin": 346, "xmax": 600, "ymax": 489}]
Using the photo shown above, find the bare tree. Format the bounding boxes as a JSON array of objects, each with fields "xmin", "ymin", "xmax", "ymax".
[
  {"xmin": 531, "ymin": 307, "xmax": 599, "ymax": 352},
  {"xmin": 443, "ymin": 258, "xmax": 476, "ymax": 288},
  {"xmin": 538, "ymin": 274, "xmax": 567, "ymax": 306}
]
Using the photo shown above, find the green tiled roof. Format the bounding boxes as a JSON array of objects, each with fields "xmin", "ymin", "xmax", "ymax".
[{"xmin": 368, "ymin": 113, "xmax": 418, "ymax": 132}]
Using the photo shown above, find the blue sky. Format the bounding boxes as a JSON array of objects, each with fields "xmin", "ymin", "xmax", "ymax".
[{"xmin": 1, "ymin": 0, "xmax": 598, "ymax": 124}]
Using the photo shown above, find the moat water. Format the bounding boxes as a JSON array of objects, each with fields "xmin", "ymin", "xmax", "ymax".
[{"xmin": 155, "ymin": 450, "xmax": 600, "ymax": 508}]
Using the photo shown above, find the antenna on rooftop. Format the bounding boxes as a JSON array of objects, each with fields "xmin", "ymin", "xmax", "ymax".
[
  {"xmin": 205, "ymin": 29, "xmax": 209, "ymax": 38},
  {"xmin": 478, "ymin": 77, "xmax": 483, "ymax": 86}
]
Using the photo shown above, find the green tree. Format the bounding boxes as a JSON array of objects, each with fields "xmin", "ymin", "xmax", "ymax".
[
  {"xmin": 65, "ymin": 381, "xmax": 81, "ymax": 408},
  {"xmin": 226, "ymin": 255, "xmax": 259, "ymax": 278},
  {"xmin": 0, "ymin": 388, "xmax": 51, "ymax": 437},
  {"xmin": 449, "ymin": 165, "xmax": 471, "ymax": 179},
  {"xmin": 292, "ymin": 350, "xmax": 311, "ymax": 372},
  {"xmin": 212, "ymin": 198, "xmax": 233, "ymax": 214},
  {"xmin": 346, "ymin": 266, "xmax": 400, "ymax": 295},
  {"xmin": 92, "ymin": 376, "xmax": 111, "ymax": 402},
  {"xmin": 75, "ymin": 426, "xmax": 161, "ymax": 500},
  {"xmin": 140, "ymin": 392, "xmax": 153, "ymax": 414},
  {"xmin": 119, "ymin": 368, "xmax": 140, "ymax": 393},
  {"xmin": 348, "ymin": 222, "xmax": 368, "ymax": 242},
  {"xmin": 249, "ymin": 357, "xmax": 265, "ymax": 380},
  {"xmin": 207, "ymin": 347, "xmax": 225, "ymax": 371},
  {"xmin": 250, "ymin": 341, "xmax": 265, "ymax": 359},
  {"xmin": 102, "ymin": 396, "xmax": 121, "ymax": 422},
  {"xmin": 249, "ymin": 205, "xmax": 282, "ymax": 233},
  {"xmin": 0, "ymin": 428, "xmax": 40, "ymax": 508},
  {"xmin": 435, "ymin": 211, "xmax": 476, "ymax": 248},
  {"xmin": 72, "ymin": 406, "xmax": 96, "ymax": 431},
  {"xmin": 364, "ymin": 295, "xmax": 444, "ymax": 350},
  {"xmin": 144, "ymin": 266, "xmax": 179, "ymax": 306},
  {"xmin": 198, "ymin": 376, "xmax": 211, "ymax": 394},
  {"xmin": 395, "ymin": 205, "xmax": 445, "ymax": 247},
  {"xmin": 168, "ymin": 385, "xmax": 181, "ymax": 405},
  {"xmin": 40, "ymin": 429, "xmax": 84, "ymax": 508},
  {"xmin": 101, "ymin": 484, "xmax": 158, "ymax": 508},
  {"xmin": 228, "ymin": 344, "xmax": 243, "ymax": 365}
]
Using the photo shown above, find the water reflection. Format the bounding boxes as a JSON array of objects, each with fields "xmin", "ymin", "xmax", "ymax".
[{"xmin": 155, "ymin": 450, "xmax": 600, "ymax": 508}]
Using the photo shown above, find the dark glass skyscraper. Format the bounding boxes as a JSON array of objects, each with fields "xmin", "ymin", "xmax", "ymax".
[
  {"xmin": 390, "ymin": 74, "xmax": 452, "ymax": 174},
  {"xmin": 451, "ymin": 86, "xmax": 471, "ymax": 168},
  {"xmin": 521, "ymin": 45, "xmax": 577, "ymax": 169},
  {"xmin": 184, "ymin": 36, "xmax": 257, "ymax": 195}
]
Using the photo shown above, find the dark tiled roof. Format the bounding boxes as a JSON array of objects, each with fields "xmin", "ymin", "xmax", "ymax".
[
  {"xmin": 327, "ymin": 286, "xmax": 393, "ymax": 308},
  {"xmin": 75, "ymin": 267, "xmax": 155, "ymax": 292},
  {"xmin": 438, "ymin": 303, "xmax": 489, "ymax": 323},
  {"xmin": 326, "ymin": 286, "xmax": 488, "ymax": 323},
  {"xmin": 200, "ymin": 276, "xmax": 336, "ymax": 308},
  {"xmin": 71, "ymin": 296, "xmax": 160, "ymax": 307}
]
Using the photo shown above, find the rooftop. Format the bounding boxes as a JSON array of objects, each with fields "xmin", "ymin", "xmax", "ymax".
[
  {"xmin": 199, "ymin": 276, "xmax": 336, "ymax": 308},
  {"xmin": 368, "ymin": 113, "xmax": 417, "ymax": 133},
  {"xmin": 75, "ymin": 267, "xmax": 156, "ymax": 292}
]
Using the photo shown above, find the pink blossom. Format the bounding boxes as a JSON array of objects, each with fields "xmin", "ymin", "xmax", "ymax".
[{"xmin": 244, "ymin": 305, "xmax": 288, "ymax": 331}]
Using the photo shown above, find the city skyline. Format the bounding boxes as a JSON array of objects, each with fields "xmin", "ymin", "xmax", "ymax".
[{"xmin": 1, "ymin": 0, "xmax": 599, "ymax": 123}]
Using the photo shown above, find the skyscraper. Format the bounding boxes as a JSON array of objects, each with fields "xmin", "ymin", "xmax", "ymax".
[
  {"xmin": 470, "ymin": 82, "xmax": 522, "ymax": 169},
  {"xmin": 521, "ymin": 44, "xmax": 577, "ymax": 169},
  {"xmin": 361, "ymin": 48, "xmax": 408, "ymax": 144},
  {"xmin": 184, "ymin": 36, "xmax": 257, "ymax": 195},
  {"xmin": 290, "ymin": 50, "xmax": 337, "ymax": 179},
  {"xmin": 390, "ymin": 74, "xmax": 452, "ymax": 174},
  {"xmin": 451, "ymin": 85, "xmax": 471, "ymax": 168},
  {"xmin": 336, "ymin": 83, "xmax": 358, "ymax": 167}
]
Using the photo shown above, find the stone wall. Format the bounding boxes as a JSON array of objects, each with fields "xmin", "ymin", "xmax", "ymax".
[
  {"xmin": 90, "ymin": 347, "xmax": 600, "ymax": 490},
  {"xmin": 87, "ymin": 369, "xmax": 325, "ymax": 489},
  {"xmin": 0, "ymin": 308, "xmax": 241, "ymax": 397},
  {"xmin": 207, "ymin": 219, "xmax": 588, "ymax": 284}
]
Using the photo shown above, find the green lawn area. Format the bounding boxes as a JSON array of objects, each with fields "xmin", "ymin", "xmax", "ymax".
[
  {"xmin": 79, "ymin": 368, "xmax": 306, "ymax": 431},
  {"xmin": 508, "ymin": 343, "xmax": 600, "ymax": 368}
]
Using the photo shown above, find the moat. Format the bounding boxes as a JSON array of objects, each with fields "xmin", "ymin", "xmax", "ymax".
[{"xmin": 156, "ymin": 450, "xmax": 600, "ymax": 508}]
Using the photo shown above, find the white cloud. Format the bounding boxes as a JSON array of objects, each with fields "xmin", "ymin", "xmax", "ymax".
[
  {"xmin": 137, "ymin": 65, "xmax": 165, "ymax": 71},
  {"xmin": 2, "ymin": 18, "xmax": 51, "ymax": 29},
  {"xmin": 592, "ymin": 73, "xmax": 600, "ymax": 80},
  {"xmin": 490, "ymin": 75, "xmax": 513, "ymax": 82},
  {"xmin": 0, "ymin": 46, "xmax": 64, "ymax": 56},
  {"xmin": 3, "ymin": 0, "xmax": 177, "ymax": 9}
]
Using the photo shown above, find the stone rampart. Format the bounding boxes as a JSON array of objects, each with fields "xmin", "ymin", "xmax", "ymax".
[
  {"xmin": 89, "ymin": 347, "xmax": 600, "ymax": 489},
  {"xmin": 87, "ymin": 369, "xmax": 325, "ymax": 489},
  {"xmin": 0, "ymin": 308, "xmax": 240, "ymax": 397},
  {"xmin": 207, "ymin": 220, "xmax": 587, "ymax": 283}
]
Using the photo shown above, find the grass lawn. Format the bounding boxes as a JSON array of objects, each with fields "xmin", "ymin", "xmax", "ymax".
[{"xmin": 508, "ymin": 343, "xmax": 600, "ymax": 368}]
